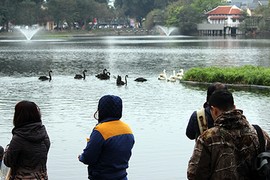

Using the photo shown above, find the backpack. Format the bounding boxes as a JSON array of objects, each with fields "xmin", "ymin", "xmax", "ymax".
[
  {"xmin": 196, "ymin": 108, "xmax": 208, "ymax": 135},
  {"xmin": 253, "ymin": 124, "xmax": 270, "ymax": 180}
]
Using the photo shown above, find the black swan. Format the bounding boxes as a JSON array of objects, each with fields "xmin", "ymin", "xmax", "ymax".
[
  {"xmin": 96, "ymin": 69, "xmax": 110, "ymax": 80},
  {"xmin": 39, "ymin": 70, "xmax": 52, "ymax": 82},
  {"xmin": 74, "ymin": 70, "xmax": 87, "ymax": 80},
  {"xmin": 135, "ymin": 77, "xmax": 147, "ymax": 82},
  {"xmin": 117, "ymin": 75, "xmax": 128, "ymax": 86}
]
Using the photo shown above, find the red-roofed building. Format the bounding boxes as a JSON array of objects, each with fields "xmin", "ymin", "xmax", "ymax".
[
  {"xmin": 207, "ymin": 5, "xmax": 242, "ymax": 15},
  {"xmin": 197, "ymin": 5, "xmax": 245, "ymax": 35},
  {"xmin": 206, "ymin": 5, "xmax": 243, "ymax": 26}
]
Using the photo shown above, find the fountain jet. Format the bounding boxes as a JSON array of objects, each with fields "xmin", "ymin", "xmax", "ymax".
[
  {"xmin": 15, "ymin": 25, "xmax": 40, "ymax": 40},
  {"xmin": 156, "ymin": 25, "xmax": 178, "ymax": 36}
]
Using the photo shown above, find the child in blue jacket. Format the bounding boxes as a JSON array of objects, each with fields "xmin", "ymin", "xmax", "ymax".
[{"xmin": 79, "ymin": 95, "xmax": 135, "ymax": 180}]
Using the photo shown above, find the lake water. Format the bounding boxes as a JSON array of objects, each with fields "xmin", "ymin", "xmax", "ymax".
[{"xmin": 1, "ymin": 35, "xmax": 270, "ymax": 179}]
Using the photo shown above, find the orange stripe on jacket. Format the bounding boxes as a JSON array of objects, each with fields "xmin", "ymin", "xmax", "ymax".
[{"xmin": 95, "ymin": 120, "xmax": 133, "ymax": 140}]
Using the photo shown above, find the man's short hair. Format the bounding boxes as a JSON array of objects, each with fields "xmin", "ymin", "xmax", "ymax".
[{"xmin": 209, "ymin": 89, "xmax": 234, "ymax": 111}]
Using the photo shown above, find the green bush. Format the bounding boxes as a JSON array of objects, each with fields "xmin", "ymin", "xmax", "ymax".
[{"xmin": 182, "ymin": 65, "xmax": 270, "ymax": 86}]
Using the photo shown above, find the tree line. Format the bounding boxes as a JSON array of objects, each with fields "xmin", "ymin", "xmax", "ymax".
[
  {"xmin": 0, "ymin": 0, "xmax": 114, "ymax": 31},
  {"xmin": 0, "ymin": 0, "xmax": 269, "ymax": 34}
]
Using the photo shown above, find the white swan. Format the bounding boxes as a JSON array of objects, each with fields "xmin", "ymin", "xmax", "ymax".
[
  {"xmin": 167, "ymin": 70, "xmax": 177, "ymax": 82},
  {"xmin": 176, "ymin": 68, "xmax": 184, "ymax": 80},
  {"xmin": 158, "ymin": 69, "xmax": 167, "ymax": 80}
]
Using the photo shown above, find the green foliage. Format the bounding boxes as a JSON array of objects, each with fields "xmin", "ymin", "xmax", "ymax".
[
  {"xmin": 0, "ymin": 6, "xmax": 7, "ymax": 27},
  {"xmin": 165, "ymin": 2, "xmax": 183, "ymax": 26},
  {"xmin": 47, "ymin": 0, "xmax": 114, "ymax": 30},
  {"xmin": 176, "ymin": 5, "xmax": 201, "ymax": 34},
  {"xmin": 0, "ymin": 0, "xmax": 114, "ymax": 31},
  {"xmin": 162, "ymin": 0, "xmax": 222, "ymax": 35},
  {"xmin": 114, "ymin": 0, "xmax": 155, "ymax": 18},
  {"xmin": 191, "ymin": 0, "xmax": 222, "ymax": 13},
  {"xmin": 16, "ymin": 0, "xmax": 37, "ymax": 25},
  {"xmin": 164, "ymin": 1, "xmax": 201, "ymax": 34},
  {"xmin": 183, "ymin": 65, "xmax": 270, "ymax": 86},
  {"xmin": 114, "ymin": 0, "xmax": 181, "ymax": 19},
  {"xmin": 256, "ymin": 6, "xmax": 270, "ymax": 31},
  {"xmin": 144, "ymin": 9, "xmax": 164, "ymax": 29},
  {"xmin": 47, "ymin": 0, "xmax": 77, "ymax": 27},
  {"xmin": 0, "ymin": 0, "xmax": 45, "ymax": 27},
  {"xmin": 94, "ymin": 0, "xmax": 107, "ymax": 3}
]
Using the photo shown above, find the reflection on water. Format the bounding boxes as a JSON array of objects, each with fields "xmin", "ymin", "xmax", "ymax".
[{"xmin": 1, "ymin": 36, "xmax": 270, "ymax": 179}]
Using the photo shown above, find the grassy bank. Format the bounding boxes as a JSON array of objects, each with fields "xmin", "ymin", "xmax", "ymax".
[{"xmin": 183, "ymin": 65, "xmax": 270, "ymax": 86}]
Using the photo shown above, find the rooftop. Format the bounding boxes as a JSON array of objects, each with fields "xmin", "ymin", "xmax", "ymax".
[{"xmin": 206, "ymin": 5, "xmax": 243, "ymax": 15}]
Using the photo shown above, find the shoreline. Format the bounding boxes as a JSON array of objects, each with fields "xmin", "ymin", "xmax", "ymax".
[
  {"xmin": 181, "ymin": 80, "xmax": 270, "ymax": 91},
  {"xmin": 0, "ymin": 28, "xmax": 158, "ymax": 40},
  {"xmin": 1, "ymin": 29, "xmax": 270, "ymax": 40}
]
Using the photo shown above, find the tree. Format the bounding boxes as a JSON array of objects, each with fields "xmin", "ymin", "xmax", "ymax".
[
  {"xmin": 154, "ymin": 0, "xmax": 182, "ymax": 9},
  {"xmin": 253, "ymin": 6, "xmax": 270, "ymax": 32},
  {"xmin": 0, "ymin": 0, "xmax": 116, "ymax": 31},
  {"xmin": 176, "ymin": 5, "xmax": 201, "ymax": 34},
  {"xmin": 144, "ymin": 9, "xmax": 164, "ymax": 29},
  {"xmin": 191, "ymin": 0, "xmax": 222, "ymax": 13},
  {"xmin": 164, "ymin": 1, "xmax": 201, "ymax": 35},
  {"xmin": 0, "ymin": 0, "xmax": 48, "ymax": 31},
  {"xmin": 114, "ymin": 0, "xmax": 155, "ymax": 18},
  {"xmin": 94, "ymin": 0, "xmax": 107, "ymax": 3},
  {"xmin": 165, "ymin": 1, "xmax": 184, "ymax": 26},
  {"xmin": 143, "ymin": 0, "xmax": 194, "ymax": 30},
  {"xmin": 75, "ymin": 0, "xmax": 96, "ymax": 29},
  {"xmin": 94, "ymin": 1, "xmax": 115, "ymax": 24},
  {"xmin": 47, "ymin": 0, "xmax": 77, "ymax": 29},
  {"xmin": 0, "ymin": 0, "xmax": 8, "ymax": 30},
  {"xmin": 15, "ymin": 0, "xmax": 37, "ymax": 25},
  {"xmin": 114, "ymin": 0, "xmax": 185, "ymax": 19}
]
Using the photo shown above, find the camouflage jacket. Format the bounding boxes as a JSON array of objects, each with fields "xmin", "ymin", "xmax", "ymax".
[{"xmin": 187, "ymin": 109, "xmax": 270, "ymax": 180}]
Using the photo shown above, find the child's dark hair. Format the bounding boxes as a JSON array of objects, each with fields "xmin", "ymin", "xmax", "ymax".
[
  {"xmin": 209, "ymin": 89, "xmax": 234, "ymax": 111},
  {"xmin": 13, "ymin": 101, "xmax": 41, "ymax": 128}
]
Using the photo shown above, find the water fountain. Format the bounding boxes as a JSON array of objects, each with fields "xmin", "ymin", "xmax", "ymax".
[
  {"xmin": 15, "ymin": 25, "xmax": 40, "ymax": 40},
  {"xmin": 156, "ymin": 25, "xmax": 178, "ymax": 36}
]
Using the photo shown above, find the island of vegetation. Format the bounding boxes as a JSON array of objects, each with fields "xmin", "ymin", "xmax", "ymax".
[{"xmin": 182, "ymin": 65, "xmax": 270, "ymax": 88}]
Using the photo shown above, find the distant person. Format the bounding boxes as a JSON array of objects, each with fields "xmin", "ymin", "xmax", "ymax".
[
  {"xmin": 0, "ymin": 145, "xmax": 3, "ymax": 168},
  {"xmin": 187, "ymin": 89, "xmax": 270, "ymax": 179},
  {"xmin": 186, "ymin": 82, "xmax": 227, "ymax": 140},
  {"xmin": 79, "ymin": 95, "xmax": 135, "ymax": 180},
  {"xmin": 4, "ymin": 101, "xmax": 50, "ymax": 179}
]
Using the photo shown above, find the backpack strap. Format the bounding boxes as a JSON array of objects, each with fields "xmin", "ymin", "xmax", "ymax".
[
  {"xmin": 253, "ymin": 124, "xmax": 265, "ymax": 153},
  {"xmin": 197, "ymin": 108, "xmax": 207, "ymax": 135},
  {"xmin": 257, "ymin": 152, "xmax": 270, "ymax": 170}
]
